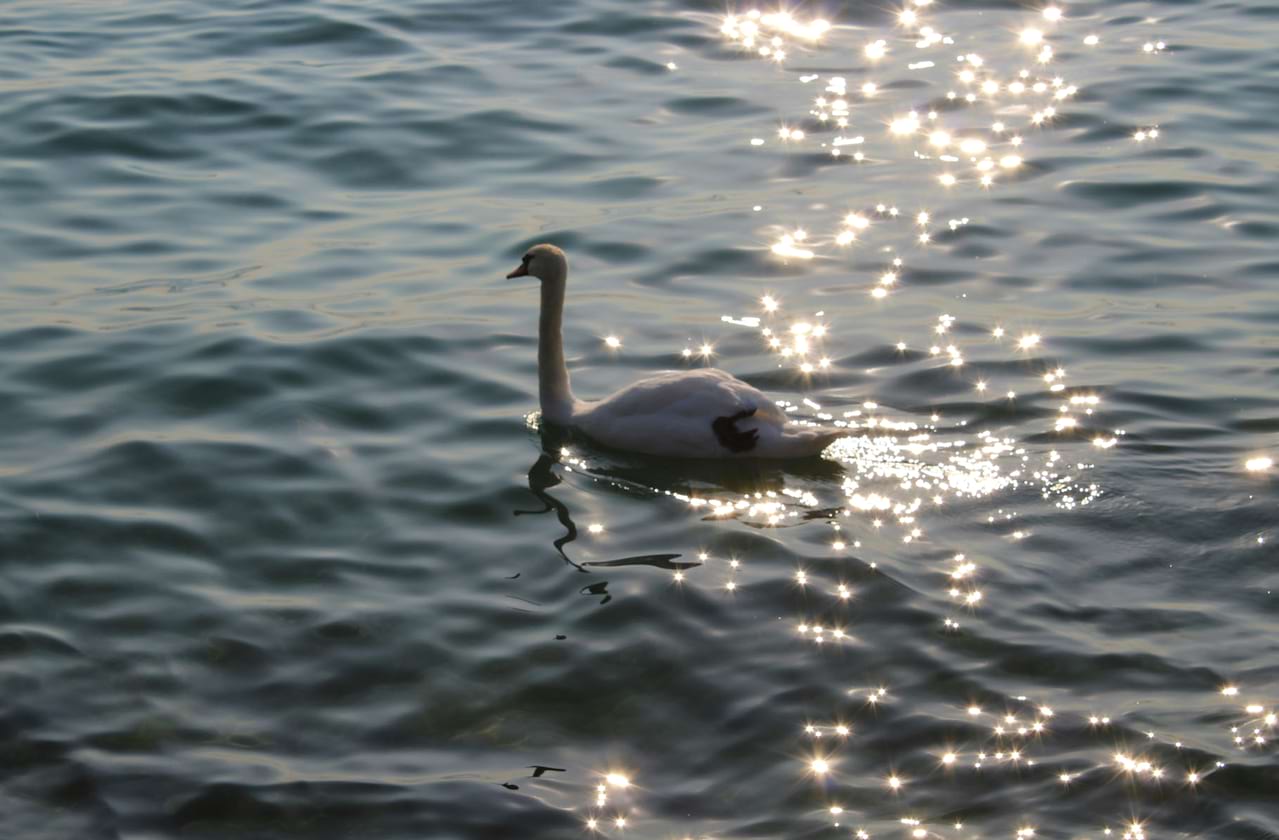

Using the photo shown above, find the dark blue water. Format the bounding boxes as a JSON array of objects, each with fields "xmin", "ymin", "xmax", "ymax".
[{"xmin": 2, "ymin": 0, "xmax": 1277, "ymax": 837}]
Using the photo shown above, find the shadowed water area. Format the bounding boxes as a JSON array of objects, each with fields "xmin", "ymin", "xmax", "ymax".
[{"xmin": 2, "ymin": 0, "xmax": 1278, "ymax": 837}]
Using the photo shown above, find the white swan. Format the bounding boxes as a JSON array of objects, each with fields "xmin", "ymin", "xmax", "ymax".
[{"xmin": 507, "ymin": 244, "xmax": 852, "ymax": 459}]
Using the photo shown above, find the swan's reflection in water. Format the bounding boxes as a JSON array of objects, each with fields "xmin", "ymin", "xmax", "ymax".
[
  {"xmin": 517, "ymin": 425, "xmax": 706, "ymax": 604},
  {"xmin": 584, "ymin": 443, "xmax": 846, "ymax": 530},
  {"xmin": 514, "ymin": 443, "xmax": 581, "ymax": 570}
]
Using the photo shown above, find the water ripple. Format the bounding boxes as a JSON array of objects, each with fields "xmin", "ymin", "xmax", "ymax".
[{"xmin": 1, "ymin": 0, "xmax": 1278, "ymax": 837}]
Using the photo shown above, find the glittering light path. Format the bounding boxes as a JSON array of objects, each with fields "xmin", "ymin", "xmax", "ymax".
[
  {"xmin": 719, "ymin": 1, "xmax": 1166, "ymax": 306},
  {"xmin": 554, "ymin": 4, "xmax": 1276, "ymax": 837}
]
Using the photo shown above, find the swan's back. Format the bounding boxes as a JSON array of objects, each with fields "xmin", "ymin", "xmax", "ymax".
[
  {"xmin": 573, "ymin": 369, "xmax": 835, "ymax": 458},
  {"xmin": 585, "ymin": 369, "xmax": 783, "ymax": 423}
]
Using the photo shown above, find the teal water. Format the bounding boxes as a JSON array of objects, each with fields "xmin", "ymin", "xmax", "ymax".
[{"xmin": 2, "ymin": 1, "xmax": 1278, "ymax": 837}]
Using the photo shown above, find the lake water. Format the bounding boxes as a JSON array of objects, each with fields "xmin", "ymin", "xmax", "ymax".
[{"xmin": 2, "ymin": 0, "xmax": 1277, "ymax": 837}]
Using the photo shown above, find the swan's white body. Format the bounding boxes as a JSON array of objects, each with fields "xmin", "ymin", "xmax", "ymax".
[
  {"xmin": 508, "ymin": 244, "xmax": 849, "ymax": 459},
  {"xmin": 573, "ymin": 367, "xmax": 845, "ymax": 458}
]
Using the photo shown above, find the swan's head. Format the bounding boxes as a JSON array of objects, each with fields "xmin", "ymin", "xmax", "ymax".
[{"xmin": 506, "ymin": 243, "xmax": 567, "ymax": 284}]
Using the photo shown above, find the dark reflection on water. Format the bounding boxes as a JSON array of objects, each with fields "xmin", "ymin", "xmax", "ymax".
[
  {"xmin": 2, "ymin": 0, "xmax": 1279, "ymax": 837},
  {"xmin": 516, "ymin": 449, "xmax": 584, "ymax": 571}
]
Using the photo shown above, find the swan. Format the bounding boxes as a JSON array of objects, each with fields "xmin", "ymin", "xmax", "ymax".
[{"xmin": 507, "ymin": 243, "xmax": 852, "ymax": 459}]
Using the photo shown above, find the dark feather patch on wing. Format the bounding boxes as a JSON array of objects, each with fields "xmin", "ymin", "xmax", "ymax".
[{"xmin": 712, "ymin": 408, "xmax": 759, "ymax": 453}]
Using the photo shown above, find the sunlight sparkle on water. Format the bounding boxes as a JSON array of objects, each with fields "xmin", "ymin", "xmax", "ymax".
[
  {"xmin": 772, "ymin": 233, "xmax": 814, "ymax": 260},
  {"xmin": 558, "ymin": 10, "xmax": 1196, "ymax": 835},
  {"xmin": 890, "ymin": 114, "xmax": 921, "ymax": 135}
]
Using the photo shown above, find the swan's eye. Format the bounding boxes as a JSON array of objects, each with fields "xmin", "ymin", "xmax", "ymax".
[{"xmin": 522, "ymin": 254, "xmax": 533, "ymax": 264}]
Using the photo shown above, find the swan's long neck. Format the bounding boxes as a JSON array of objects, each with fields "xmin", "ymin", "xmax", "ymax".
[{"xmin": 538, "ymin": 272, "xmax": 575, "ymax": 424}]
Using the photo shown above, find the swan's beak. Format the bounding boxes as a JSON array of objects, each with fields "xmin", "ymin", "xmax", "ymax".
[{"xmin": 506, "ymin": 263, "xmax": 529, "ymax": 279}]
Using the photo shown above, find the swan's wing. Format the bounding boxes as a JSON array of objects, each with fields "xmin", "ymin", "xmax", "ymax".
[
  {"xmin": 574, "ymin": 369, "xmax": 789, "ymax": 457},
  {"xmin": 583, "ymin": 369, "xmax": 785, "ymax": 424}
]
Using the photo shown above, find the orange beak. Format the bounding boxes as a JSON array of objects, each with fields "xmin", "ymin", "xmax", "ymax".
[{"xmin": 506, "ymin": 262, "xmax": 529, "ymax": 279}]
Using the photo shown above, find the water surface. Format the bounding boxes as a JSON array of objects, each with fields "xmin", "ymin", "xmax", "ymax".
[{"xmin": 2, "ymin": 0, "xmax": 1278, "ymax": 837}]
